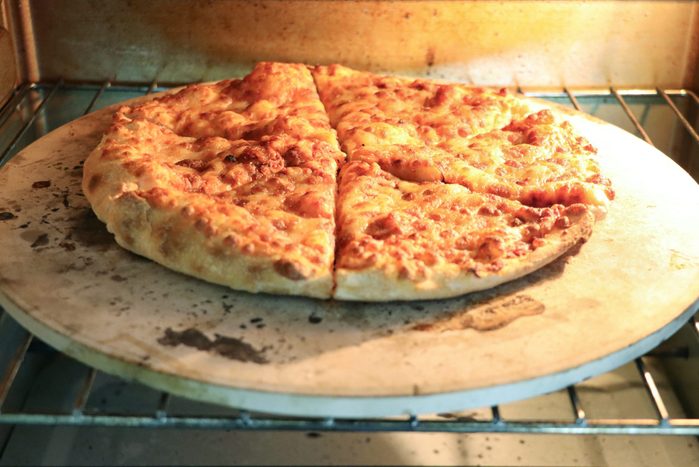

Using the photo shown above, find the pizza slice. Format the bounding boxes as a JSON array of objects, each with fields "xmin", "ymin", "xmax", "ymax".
[
  {"xmin": 126, "ymin": 62, "xmax": 340, "ymax": 143},
  {"xmin": 438, "ymin": 109, "xmax": 615, "ymax": 209},
  {"xmin": 83, "ymin": 62, "xmax": 343, "ymax": 298},
  {"xmin": 334, "ymin": 161, "xmax": 594, "ymax": 301},
  {"xmin": 312, "ymin": 64, "xmax": 528, "ymax": 147},
  {"xmin": 312, "ymin": 64, "xmax": 614, "ymax": 210}
]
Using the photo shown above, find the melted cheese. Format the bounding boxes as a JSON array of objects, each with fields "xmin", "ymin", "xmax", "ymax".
[
  {"xmin": 313, "ymin": 64, "xmax": 614, "ymax": 208},
  {"xmin": 97, "ymin": 62, "xmax": 343, "ymax": 284},
  {"xmin": 86, "ymin": 62, "xmax": 612, "ymax": 300},
  {"xmin": 336, "ymin": 161, "xmax": 585, "ymax": 281}
]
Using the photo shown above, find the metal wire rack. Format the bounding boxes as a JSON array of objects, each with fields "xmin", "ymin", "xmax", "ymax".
[{"xmin": 0, "ymin": 80, "xmax": 698, "ymax": 438}]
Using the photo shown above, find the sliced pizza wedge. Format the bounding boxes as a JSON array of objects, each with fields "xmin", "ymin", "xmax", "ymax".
[
  {"xmin": 83, "ymin": 62, "xmax": 343, "ymax": 298},
  {"xmin": 312, "ymin": 64, "xmax": 528, "ymax": 148},
  {"xmin": 438, "ymin": 109, "xmax": 615, "ymax": 209},
  {"xmin": 334, "ymin": 161, "xmax": 594, "ymax": 301},
  {"xmin": 312, "ymin": 64, "xmax": 613, "ymax": 210}
]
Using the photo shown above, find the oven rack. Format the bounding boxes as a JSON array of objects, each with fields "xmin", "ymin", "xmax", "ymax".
[{"xmin": 0, "ymin": 81, "xmax": 698, "ymax": 437}]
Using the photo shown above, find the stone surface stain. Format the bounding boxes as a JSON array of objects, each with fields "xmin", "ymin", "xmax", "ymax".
[
  {"xmin": 412, "ymin": 294, "xmax": 545, "ymax": 332},
  {"xmin": 70, "ymin": 208, "xmax": 114, "ymax": 249},
  {"xmin": 158, "ymin": 327, "xmax": 269, "ymax": 364},
  {"xmin": 30, "ymin": 233, "xmax": 49, "ymax": 248},
  {"xmin": 32, "ymin": 180, "xmax": 51, "ymax": 189}
]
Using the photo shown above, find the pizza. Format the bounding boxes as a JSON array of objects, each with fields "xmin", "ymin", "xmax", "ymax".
[
  {"xmin": 313, "ymin": 64, "xmax": 614, "ymax": 211},
  {"xmin": 82, "ymin": 62, "xmax": 613, "ymax": 301},
  {"xmin": 334, "ymin": 160, "xmax": 594, "ymax": 300},
  {"xmin": 83, "ymin": 62, "xmax": 343, "ymax": 298}
]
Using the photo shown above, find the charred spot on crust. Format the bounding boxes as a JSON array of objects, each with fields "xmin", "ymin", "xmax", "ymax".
[
  {"xmin": 87, "ymin": 174, "xmax": 102, "ymax": 193},
  {"xmin": 273, "ymin": 259, "xmax": 307, "ymax": 281},
  {"xmin": 282, "ymin": 146, "xmax": 307, "ymax": 167},
  {"xmin": 175, "ymin": 159, "xmax": 210, "ymax": 172},
  {"xmin": 366, "ymin": 213, "xmax": 402, "ymax": 240}
]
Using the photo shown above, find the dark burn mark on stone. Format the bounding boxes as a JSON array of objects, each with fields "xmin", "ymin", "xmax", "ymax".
[
  {"xmin": 70, "ymin": 209, "xmax": 114, "ymax": 249},
  {"xmin": 31, "ymin": 233, "xmax": 49, "ymax": 248},
  {"xmin": 62, "ymin": 193, "xmax": 70, "ymax": 208},
  {"xmin": 32, "ymin": 180, "xmax": 51, "ymax": 189},
  {"xmin": 306, "ymin": 432, "xmax": 322, "ymax": 439},
  {"xmin": 111, "ymin": 274, "xmax": 127, "ymax": 282},
  {"xmin": 412, "ymin": 294, "xmax": 545, "ymax": 332},
  {"xmin": 308, "ymin": 313, "xmax": 322, "ymax": 324},
  {"xmin": 0, "ymin": 211, "xmax": 16, "ymax": 221},
  {"xmin": 250, "ymin": 317, "xmax": 263, "ymax": 324},
  {"xmin": 59, "ymin": 241, "xmax": 76, "ymax": 251},
  {"xmin": 158, "ymin": 328, "xmax": 268, "ymax": 364}
]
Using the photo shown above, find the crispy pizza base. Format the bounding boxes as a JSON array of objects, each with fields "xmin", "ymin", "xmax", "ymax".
[
  {"xmin": 335, "ymin": 214, "xmax": 593, "ymax": 301},
  {"xmin": 312, "ymin": 64, "xmax": 614, "ymax": 210},
  {"xmin": 334, "ymin": 161, "xmax": 594, "ymax": 301},
  {"xmin": 83, "ymin": 62, "xmax": 607, "ymax": 301},
  {"xmin": 83, "ymin": 123, "xmax": 338, "ymax": 298},
  {"xmin": 334, "ymin": 240, "xmax": 587, "ymax": 302},
  {"xmin": 83, "ymin": 62, "xmax": 342, "ymax": 299}
]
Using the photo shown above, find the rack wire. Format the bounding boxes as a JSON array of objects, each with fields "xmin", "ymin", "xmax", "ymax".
[{"xmin": 0, "ymin": 81, "xmax": 697, "ymax": 437}]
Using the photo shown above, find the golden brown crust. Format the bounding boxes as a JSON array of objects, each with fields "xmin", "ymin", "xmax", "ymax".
[
  {"xmin": 84, "ymin": 62, "xmax": 611, "ymax": 301},
  {"xmin": 312, "ymin": 64, "xmax": 614, "ymax": 210},
  {"xmin": 83, "ymin": 62, "xmax": 343, "ymax": 298},
  {"xmin": 334, "ymin": 161, "xmax": 594, "ymax": 301}
]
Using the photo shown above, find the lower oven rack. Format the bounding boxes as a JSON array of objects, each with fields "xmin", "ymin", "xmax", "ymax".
[{"xmin": 0, "ymin": 81, "xmax": 698, "ymax": 437}]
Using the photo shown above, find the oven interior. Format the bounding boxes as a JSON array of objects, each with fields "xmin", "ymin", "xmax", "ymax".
[{"xmin": 1, "ymin": 1, "xmax": 699, "ymax": 465}]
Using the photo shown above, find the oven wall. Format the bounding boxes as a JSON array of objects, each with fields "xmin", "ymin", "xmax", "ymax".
[
  {"xmin": 3, "ymin": 0, "xmax": 698, "ymax": 88},
  {"xmin": 0, "ymin": 0, "xmax": 17, "ymax": 105}
]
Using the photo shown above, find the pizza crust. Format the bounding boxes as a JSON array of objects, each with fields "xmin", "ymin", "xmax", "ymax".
[
  {"xmin": 82, "ymin": 62, "xmax": 342, "ymax": 299},
  {"xmin": 83, "ymin": 134, "xmax": 335, "ymax": 298},
  {"xmin": 83, "ymin": 62, "xmax": 611, "ymax": 302},
  {"xmin": 335, "ymin": 210, "xmax": 593, "ymax": 301}
]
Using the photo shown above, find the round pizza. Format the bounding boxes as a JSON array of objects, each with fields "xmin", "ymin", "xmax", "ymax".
[{"xmin": 82, "ymin": 62, "xmax": 614, "ymax": 301}]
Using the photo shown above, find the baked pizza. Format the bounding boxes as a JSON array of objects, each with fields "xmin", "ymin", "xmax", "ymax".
[
  {"xmin": 82, "ymin": 62, "xmax": 613, "ymax": 301},
  {"xmin": 83, "ymin": 62, "xmax": 343, "ymax": 298},
  {"xmin": 334, "ymin": 161, "xmax": 593, "ymax": 300},
  {"xmin": 313, "ymin": 64, "xmax": 614, "ymax": 210}
]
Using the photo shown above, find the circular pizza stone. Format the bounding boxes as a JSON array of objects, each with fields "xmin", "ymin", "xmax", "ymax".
[{"xmin": 0, "ymin": 97, "xmax": 697, "ymax": 418}]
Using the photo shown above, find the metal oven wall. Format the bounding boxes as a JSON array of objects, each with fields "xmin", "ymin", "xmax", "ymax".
[{"xmin": 2, "ymin": 0, "xmax": 699, "ymax": 88}]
